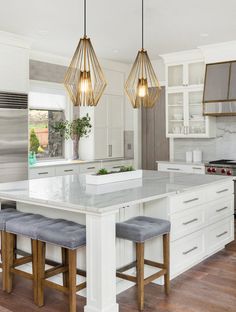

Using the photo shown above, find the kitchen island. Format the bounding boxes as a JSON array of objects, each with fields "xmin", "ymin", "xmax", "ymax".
[{"xmin": 0, "ymin": 171, "xmax": 234, "ymax": 312}]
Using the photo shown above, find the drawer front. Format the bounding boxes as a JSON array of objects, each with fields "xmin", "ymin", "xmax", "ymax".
[
  {"xmin": 207, "ymin": 196, "xmax": 234, "ymax": 225},
  {"xmin": 79, "ymin": 163, "xmax": 100, "ymax": 174},
  {"xmin": 207, "ymin": 182, "xmax": 233, "ymax": 202},
  {"xmin": 191, "ymin": 166, "xmax": 205, "ymax": 174},
  {"xmin": 55, "ymin": 165, "xmax": 79, "ymax": 176},
  {"xmin": 206, "ymin": 216, "xmax": 234, "ymax": 254},
  {"xmin": 29, "ymin": 167, "xmax": 55, "ymax": 179},
  {"xmin": 171, "ymin": 205, "xmax": 206, "ymax": 241},
  {"xmin": 158, "ymin": 163, "xmax": 192, "ymax": 173},
  {"xmin": 171, "ymin": 230, "xmax": 205, "ymax": 276},
  {"xmin": 170, "ymin": 189, "xmax": 205, "ymax": 213}
]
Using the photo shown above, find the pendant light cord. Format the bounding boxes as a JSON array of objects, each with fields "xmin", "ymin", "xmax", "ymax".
[
  {"xmin": 142, "ymin": 0, "xmax": 144, "ymax": 50},
  {"xmin": 84, "ymin": 0, "xmax": 87, "ymax": 37}
]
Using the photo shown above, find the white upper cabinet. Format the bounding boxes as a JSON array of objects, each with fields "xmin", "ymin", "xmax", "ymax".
[
  {"xmin": 80, "ymin": 69, "xmax": 125, "ymax": 160},
  {"xmin": 0, "ymin": 34, "xmax": 30, "ymax": 93},
  {"xmin": 162, "ymin": 50, "xmax": 216, "ymax": 138}
]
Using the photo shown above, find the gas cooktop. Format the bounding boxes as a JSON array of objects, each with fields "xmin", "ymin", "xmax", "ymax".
[
  {"xmin": 208, "ymin": 159, "xmax": 236, "ymax": 166},
  {"xmin": 205, "ymin": 159, "xmax": 236, "ymax": 176}
]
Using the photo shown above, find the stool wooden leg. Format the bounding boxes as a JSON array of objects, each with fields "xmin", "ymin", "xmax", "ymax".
[
  {"xmin": 5, "ymin": 233, "xmax": 14, "ymax": 293},
  {"xmin": 68, "ymin": 249, "xmax": 77, "ymax": 312},
  {"xmin": 136, "ymin": 242, "xmax": 145, "ymax": 311},
  {"xmin": 1, "ymin": 231, "xmax": 7, "ymax": 291},
  {"xmin": 31, "ymin": 239, "xmax": 38, "ymax": 305},
  {"xmin": 163, "ymin": 233, "xmax": 170, "ymax": 295},
  {"xmin": 37, "ymin": 241, "xmax": 46, "ymax": 307},
  {"xmin": 61, "ymin": 247, "xmax": 69, "ymax": 288}
]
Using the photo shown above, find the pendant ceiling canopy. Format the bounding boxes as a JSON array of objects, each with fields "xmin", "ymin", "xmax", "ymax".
[
  {"xmin": 64, "ymin": 0, "xmax": 107, "ymax": 106},
  {"xmin": 125, "ymin": 0, "xmax": 161, "ymax": 108}
]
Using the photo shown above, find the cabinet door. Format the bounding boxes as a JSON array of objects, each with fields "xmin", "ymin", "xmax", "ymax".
[
  {"xmin": 204, "ymin": 63, "xmax": 230, "ymax": 102},
  {"xmin": 108, "ymin": 128, "xmax": 123, "ymax": 158},
  {"xmin": 167, "ymin": 65, "xmax": 184, "ymax": 87},
  {"xmin": 94, "ymin": 95, "xmax": 108, "ymax": 128},
  {"xmin": 187, "ymin": 89, "xmax": 206, "ymax": 135},
  {"xmin": 188, "ymin": 62, "xmax": 205, "ymax": 86},
  {"xmin": 104, "ymin": 70, "xmax": 124, "ymax": 95},
  {"xmin": 167, "ymin": 91, "xmax": 185, "ymax": 136},
  {"xmin": 107, "ymin": 95, "xmax": 124, "ymax": 128},
  {"xmin": 94, "ymin": 128, "xmax": 108, "ymax": 159}
]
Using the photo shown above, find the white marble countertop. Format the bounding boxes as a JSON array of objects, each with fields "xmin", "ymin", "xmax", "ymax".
[
  {"xmin": 0, "ymin": 171, "xmax": 232, "ymax": 214},
  {"xmin": 156, "ymin": 160, "xmax": 205, "ymax": 166},
  {"xmin": 30, "ymin": 157, "xmax": 133, "ymax": 168}
]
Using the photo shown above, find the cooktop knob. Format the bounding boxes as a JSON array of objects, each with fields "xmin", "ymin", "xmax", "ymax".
[
  {"xmin": 221, "ymin": 168, "xmax": 226, "ymax": 174},
  {"xmin": 227, "ymin": 170, "xmax": 232, "ymax": 176},
  {"xmin": 212, "ymin": 168, "xmax": 216, "ymax": 173},
  {"xmin": 207, "ymin": 168, "xmax": 212, "ymax": 173}
]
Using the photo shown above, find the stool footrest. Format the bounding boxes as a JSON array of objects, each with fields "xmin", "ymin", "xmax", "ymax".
[
  {"xmin": 117, "ymin": 261, "xmax": 137, "ymax": 273},
  {"xmin": 117, "ymin": 272, "xmax": 137, "ymax": 283},
  {"xmin": 144, "ymin": 269, "xmax": 167, "ymax": 286},
  {"xmin": 144, "ymin": 259, "xmax": 165, "ymax": 269},
  {"xmin": 11, "ymin": 268, "xmax": 33, "ymax": 280},
  {"xmin": 13, "ymin": 255, "xmax": 32, "ymax": 267},
  {"xmin": 45, "ymin": 265, "xmax": 67, "ymax": 279}
]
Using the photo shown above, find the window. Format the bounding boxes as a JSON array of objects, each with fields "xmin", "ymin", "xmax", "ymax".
[
  {"xmin": 29, "ymin": 82, "xmax": 70, "ymax": 161},
  {"xmin": 29, "ymin": 109, "xmax": 65, "ymax": 160}
]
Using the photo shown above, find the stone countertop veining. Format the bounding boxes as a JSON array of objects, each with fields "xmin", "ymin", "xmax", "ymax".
[
  {"xmin": 0, "ymin": 171, "xmax": 232, "ymax": 214},
  {"xmin": 30, "ymin": 157, "xmax": 134, "ymax": 168}
]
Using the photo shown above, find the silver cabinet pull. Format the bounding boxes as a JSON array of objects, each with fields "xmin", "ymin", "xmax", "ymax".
[
  {"xmin": 167, "ymin": 168, "xmax": 180, "ymax": 171},
  {"xmin": 87, "ymin": 166, "xmax": 95, "ymax": 170},
  {"xmin": 113, "ymin": 166, "xmax": 122, "ymax": 169},
  {"xmin": 216, "ymin": 189, "xmax": 228, "ymax": 194},
  {"xmin": 192, "ymin": 167, "xmax": 202, "ymax": 170},
  {"xmin": 108, "ymin": 145, "xmax": 112, "ymax": 157},
  {"xmin": 38, "ymin": 172, "xmax": 49, "ymax": 175},
  {"xmin": 183, "ymin": 246, "xmax": 198, "ymax": 255},
  {"xmin": 183, "ymin": 198, "xmax": 199, "ymax": 204},
  {"xmin": 182, "ymin": 218, "xmax": 198, "ymax": 226},
  {"xmin": 216, "ymin": 231, "xmax": 228, "ymax": 238},
  {"xmin": 64, "ymin": 169, "xmax": 73, "ymax": 172},
  {"xmin": 216, "ymin": 206, "xmax": 228, "ymax": 212}
]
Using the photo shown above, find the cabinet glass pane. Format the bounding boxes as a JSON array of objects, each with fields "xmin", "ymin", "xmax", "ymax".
[
  {"xmin": 188, "ymin": 91, "xmax": 205, "ymax": 134},
  {"xmin": 168, "ymin": 92, "xmax": 184, "ymax": 134},
  {"xmin": 168, "ymin": 65, "xmax": 183, "ymax": 87},
  {"xmin": 188, "ymin": 62, "xmax": 205, "ymax": 85}
]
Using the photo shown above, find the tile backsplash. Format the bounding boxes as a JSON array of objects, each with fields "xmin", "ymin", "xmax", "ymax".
[{"xmin": 174, "ymin": 117, "xmax": 236, "ymax": 161}]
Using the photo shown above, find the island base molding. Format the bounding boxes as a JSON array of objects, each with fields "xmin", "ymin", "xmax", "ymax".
[{"xmin": 84, "ymin": 303, "xmax": 119, "ymax": 312}]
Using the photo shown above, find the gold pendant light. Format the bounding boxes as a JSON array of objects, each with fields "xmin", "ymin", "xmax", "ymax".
[
  {"xmin": 125, "ymin": 0, "xmax": 161, "ymax": 108},
  {"xmin": 64, "ymin": 0, "xmax": 107, "ymax": 106}
]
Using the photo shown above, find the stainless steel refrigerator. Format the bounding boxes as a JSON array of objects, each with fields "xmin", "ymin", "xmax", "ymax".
[{"xmin": 0, "ymin": 91, "xmax": 28, "ymax": 185}]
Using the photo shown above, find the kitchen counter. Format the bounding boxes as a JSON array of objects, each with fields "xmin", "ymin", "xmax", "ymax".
[
  {"xmin": 0, "ymin": 171, "xmax": 230, "ymax": 213},
  {"xmin": 0, "ymin": 171, "xmax": 233, "ymax": 312},
  {"xmin": 30, "ymin": 157, "xmax": 133, "ymax": 168},
  {"xmin": 157, "ymin": 160, "xmax": 205, "ymax": 166}
]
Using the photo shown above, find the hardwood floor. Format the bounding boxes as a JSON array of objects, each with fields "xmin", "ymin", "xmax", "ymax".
[{"xmin": 0, "ymin": 226, "xmax": 235, "ymax": 312}]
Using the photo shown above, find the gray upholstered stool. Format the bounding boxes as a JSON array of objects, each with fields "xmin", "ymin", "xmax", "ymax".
[
  {"xmin": 36, "ymin": 219, "xmax": 86, "ymax": 312},
  {"xmin": 4, "ymin": 213, "xmax": 56, "ymax": 304},
  {"xmin": 116, "ymin": 216, "xmax": 171, "ymax": 311},
  {"xmin": 0, "ymin": 208, "xmax": 28, "ymax": 290}
]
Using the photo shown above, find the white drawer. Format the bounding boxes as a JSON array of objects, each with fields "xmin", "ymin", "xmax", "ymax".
[
  {"xmin": 206, "ymin": 216, "xmax": 234, "ymax": 254},
  {"xmin": 170, "ymin": 189, "xmax": 205, "ymax": 213},
  {"xmin": 79, "ymin": 162, "xmax": 100, "ymax": 174},
  {"xmin": 158, "ymin": 163, "xmax": 192, "ymax": 173},
  {"xmin": 171, "ymin": 205, "xmax": 206, "ymax": 241},
  {"xmin": 207, "ymin": 181, "xmax": 233, "ymax": 201},
  {"xmin": 207, "ymin": 196, "xmax": 234, "ymax": 225},
  {"xmin": 191, "ymin": 165, "xmax": 205, "ymax": 174},
  {"xmin": 55, "ymin": 165, "xmax": 79, "ymax": 176},
  {"xmin": 171, "ymin": 230, "xmax": 205, "ymax": 277},
  {"xmin": 29, "ymin": 167, "xmax": 56, "ymax": 179}
]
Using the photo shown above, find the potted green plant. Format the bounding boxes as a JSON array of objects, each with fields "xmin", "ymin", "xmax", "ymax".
[{"xmin": 53, "ymin": 114, "xmax": 92, "ymax": 159}]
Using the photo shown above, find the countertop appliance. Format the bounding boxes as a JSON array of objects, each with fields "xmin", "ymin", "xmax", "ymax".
[
  {"xmin": 0, "ymin": 91, "xmax": 28, "ymax": 184},
  {"xmin": 205, "ymin": 159, "xmax": 236, "ymax": 214}
]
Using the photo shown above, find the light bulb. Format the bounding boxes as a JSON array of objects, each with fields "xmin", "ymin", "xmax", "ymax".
[
  {"xmin": 137, "ymin": 78, "xmax": 148, "ymax": 98},
  {"xmin": 79, "ymin": 71, "xmax": 91, "ymax": 94}
]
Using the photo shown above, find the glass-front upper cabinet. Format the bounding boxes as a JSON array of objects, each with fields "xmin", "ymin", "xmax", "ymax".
[{"xmin": 167, "ymin": 61, "xmax": 205, "ymax": 88}]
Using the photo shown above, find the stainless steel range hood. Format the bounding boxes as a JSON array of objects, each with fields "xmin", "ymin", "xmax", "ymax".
[{"xmin": 203, "ymin": 60, "xmax": 236, "ymax": 116}]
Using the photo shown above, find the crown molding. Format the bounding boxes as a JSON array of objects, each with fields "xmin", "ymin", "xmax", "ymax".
[
  {"xmin": 160, "ymin": 49, "xmax": 203, "ymax": 64},
  {"xmin": 0, "ymin": 31, "xmax": 31, "ymax": 49},
  {"xmin": 30, "ymin": 50, "xmax": 70, "ymax": 66},
  {"xmin": 198, "ymin": 41, "xmax": 236, "ymax": 63}
]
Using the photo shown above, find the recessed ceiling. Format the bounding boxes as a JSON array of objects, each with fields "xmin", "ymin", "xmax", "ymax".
[{"xmin": 0, "ymin": 0, "xmax": 235, "ymax": 63}]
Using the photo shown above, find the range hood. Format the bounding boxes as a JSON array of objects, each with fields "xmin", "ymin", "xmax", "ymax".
[{"xmin": 203, "ymin": 60, "xmax": 236, "ymax": 116}]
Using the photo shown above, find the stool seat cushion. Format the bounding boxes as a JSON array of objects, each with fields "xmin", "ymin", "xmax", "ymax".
[
  {"xmin": 38, "ymin": 219, "xmax": 86, "ymax": 250},
  {"xmin": 116, "ymin": 216, "xmax": 171, "ymax": 243},
  {"xmin": 0, "ymin": 209, "xmax": 27, "ymax": 231},
  {"xmin": 6, "ymin": 214, "xmax": 56, "ymax": 239}
]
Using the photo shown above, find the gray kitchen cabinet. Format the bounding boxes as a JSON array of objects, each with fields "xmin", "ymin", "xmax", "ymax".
[
  {"xmin": 203, "ymin": 62, "xmax": 230, "ymax": 102},
  {"xmin": 142, "ymin": 87, "xmax": 169, "ymax": 170}
]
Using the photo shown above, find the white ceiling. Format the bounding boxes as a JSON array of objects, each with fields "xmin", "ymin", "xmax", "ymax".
[{"xmin": 0, "ymin": 0, "xmax": 236, "ymax": 63}]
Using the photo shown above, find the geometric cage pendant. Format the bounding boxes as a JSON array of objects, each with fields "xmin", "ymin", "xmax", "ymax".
[
  {"xmin": 64, "ymin": 36, "xmax": 107, "ymax": 106},
  {"xmin": 125, "ymin": 49, "xmax": 161, "ymax": 109}
]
